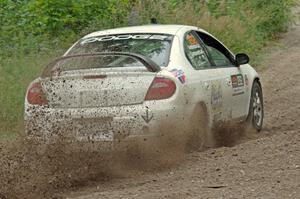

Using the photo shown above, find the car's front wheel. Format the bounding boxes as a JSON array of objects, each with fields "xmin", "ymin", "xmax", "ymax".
[{"xmin": 247, "ymin": 80, "xmax": 264, "ymax": 131}]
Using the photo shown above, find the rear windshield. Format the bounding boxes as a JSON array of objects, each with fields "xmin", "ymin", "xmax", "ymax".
[{"xmin": 67, "ymin": 34, "xmax": 173, "ymax": 67}]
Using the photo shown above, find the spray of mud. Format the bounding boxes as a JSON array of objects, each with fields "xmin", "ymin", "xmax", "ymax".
[
  {"xmin": 0, "ymin": 118, "xmax": 200, "ymax": 199},
  {"xmin": 0, "ymin": 136, "xmax": 116, "ymax": 198},
  {"xmin": 212, "ymin": 121, "xmax": 258, "ymax": 147},
  {"xmin": 0, "ymin": 116, "xmax": 253, "ymax": 198}
]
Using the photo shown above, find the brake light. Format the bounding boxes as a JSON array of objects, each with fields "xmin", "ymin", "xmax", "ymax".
[
  {"xmin": 27, "ymin": 82, "xmax": 48, "ymax": 105},
  {"xmin": 145, "ymin": 77, "xmax": 176, "ymax": 101}
]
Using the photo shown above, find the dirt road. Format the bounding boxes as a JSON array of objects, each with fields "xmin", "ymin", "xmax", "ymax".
[{"xmin": 61, "ymin": 10, "xmax": 300, "ymax": 199}]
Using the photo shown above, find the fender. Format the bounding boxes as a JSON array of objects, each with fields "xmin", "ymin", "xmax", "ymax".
[{"xmin": 244, "ymin": 65, "xmax": 261, "ymax": 118}]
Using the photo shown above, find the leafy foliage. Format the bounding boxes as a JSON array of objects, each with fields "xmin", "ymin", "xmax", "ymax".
[{"xmin": 0, "ymin": 0, "xmax": 132, "ymax": 56}]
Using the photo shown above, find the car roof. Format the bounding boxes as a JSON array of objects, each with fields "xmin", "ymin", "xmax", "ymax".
[{"xmin": 83, "ymin": 24, "xmax": 202, "ymax": 38}]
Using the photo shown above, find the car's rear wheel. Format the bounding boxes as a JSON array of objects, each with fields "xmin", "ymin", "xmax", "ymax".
[{"xmin": 247, "ymin": 80, "xmax": 264, "ymax": 131}]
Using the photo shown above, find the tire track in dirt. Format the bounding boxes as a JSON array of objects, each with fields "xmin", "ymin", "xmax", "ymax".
[{"xmin": 64, "ymin": 9, "xmax": 300, "ymax": 199}]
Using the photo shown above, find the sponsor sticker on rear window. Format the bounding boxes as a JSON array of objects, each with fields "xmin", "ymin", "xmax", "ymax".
[{"xmin": 81, "ymin": 34, "xmax": 171, "ymax": 45}]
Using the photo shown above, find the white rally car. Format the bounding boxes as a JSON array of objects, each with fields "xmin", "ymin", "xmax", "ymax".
[{"xmin": 24, "ymin": 25, "xmax": 264, "ymax": 145}]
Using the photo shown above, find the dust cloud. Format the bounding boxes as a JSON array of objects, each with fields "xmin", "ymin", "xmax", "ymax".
[
  {"xmin": 0, "ymin": 122, "xmax": 197, "ymax": 199},
  {"xmin": 0, "ymin": 117, "xmax": 250, "ymax": 199}
]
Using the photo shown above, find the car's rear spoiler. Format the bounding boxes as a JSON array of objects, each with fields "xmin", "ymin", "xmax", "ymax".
[{"xmin": 41, "ymin": 52, "xmax": 161, "ymax": 78}]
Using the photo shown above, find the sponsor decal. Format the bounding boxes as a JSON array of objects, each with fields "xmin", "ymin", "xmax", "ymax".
[
  {"xmin": 211, "ymin": 80, "xmax": 223, "ymax": 122},
  {"xmin": 170, "ymin": 69, "xmax": 186, "ymax": 84},
  {"xmin": 232, "ymin": 87, "xmax": 245, "ymax": 96},
  {"xmin": 81, "ymin": 34, "xmax": 170, "ymax": 45},
  {"xmin": 186, "ymin": 34, "xmax": 199, "ymax": 45},
  {"xmin": 231, "ymin": 74, "xmax": 245, "ymax": 96},
  {"xmin": 231, "ymin": 74, "xmax": 244, "ymax": 88},
  {"xmin": 245, "ymin": 74, "xmax": 249, "ymax": 86},
  {"xmin": 211, "ymin": 80, "xmax": 223, "ymax": 111}
]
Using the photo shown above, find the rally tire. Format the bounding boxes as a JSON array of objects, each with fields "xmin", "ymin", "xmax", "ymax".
[{"xmin": 247, "ymin": 80, "xmax": 264, "ymax": 131}]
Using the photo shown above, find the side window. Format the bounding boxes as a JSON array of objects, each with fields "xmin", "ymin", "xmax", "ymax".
[
  {"xmin": 196, "ymin": 31, "xmax": 235, "ymax": 67},
  {"xmin": 184, "ymin": 32, "xmax": 211, "ymax": 70}
]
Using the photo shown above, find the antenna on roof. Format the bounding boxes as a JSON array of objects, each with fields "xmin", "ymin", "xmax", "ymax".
[{"xmin": 151, "ymin": 18, "xmax": 158, "ymax": 24}]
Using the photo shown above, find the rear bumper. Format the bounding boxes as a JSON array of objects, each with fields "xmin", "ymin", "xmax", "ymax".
[{"xmin": 24, "ymin": 101, "xmax": 188, "ymax": 143}]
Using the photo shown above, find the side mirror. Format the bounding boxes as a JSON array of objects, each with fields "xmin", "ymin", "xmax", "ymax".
[{"xmin": 236, "ymin": 53, "xmax": 250, "ymax": 66}]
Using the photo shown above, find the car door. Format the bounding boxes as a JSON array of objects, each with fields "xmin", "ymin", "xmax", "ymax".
[
  {"xmin": 183, "ymin": 31, "xmax": 226, "ymax": 125},
  {"xmin": 195, "ymin": 31, "xmax": 248, "ymax": 120}
]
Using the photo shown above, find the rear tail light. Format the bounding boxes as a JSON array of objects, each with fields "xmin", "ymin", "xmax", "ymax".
[
  {"xmin": 145, "ymin": 77, "xmax": 176, "ymax": 101},
  {"xmin": 27, "ymin": 82, "xmax": 48, "ymax": 105}
]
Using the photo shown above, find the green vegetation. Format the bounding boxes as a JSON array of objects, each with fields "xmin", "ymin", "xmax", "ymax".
[
  {"xmin": 137, "ymin": 0, "xmax": 294, "ymax": 58},
  {"xmin": 0, "ymin": 0, "xmax": 294, "ymax": 136}
]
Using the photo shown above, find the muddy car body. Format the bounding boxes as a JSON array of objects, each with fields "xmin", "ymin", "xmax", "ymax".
[{"xmin": 24, "ymin": 25, "xmax": 264, "ymax": 143}]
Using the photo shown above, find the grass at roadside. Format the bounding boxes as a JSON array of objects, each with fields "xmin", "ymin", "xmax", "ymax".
[
  {"xmin": 0, "ymin": 0, "xmax": 295, "ymax": 137},
  {"xmin": 0, "ymin": 52, "xmax": 61, "ymax": 137}
]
